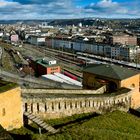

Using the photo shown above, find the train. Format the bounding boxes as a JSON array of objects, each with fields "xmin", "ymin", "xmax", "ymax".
[
  {"xmin": 56, "ymin": 54, "xmax": 86, "ymax": 66},
  {"xmin": 76, "ymin": 52, "xmax": 140, "ymax": 70},
  {"xmin": 63, "ymin": 71, "xmax": 78, "ymax": 80}
]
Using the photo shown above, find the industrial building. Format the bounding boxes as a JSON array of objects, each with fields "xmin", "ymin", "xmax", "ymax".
[{"xmin": 30, "ymin": 58, "xmax": 61, "ymax": 76}]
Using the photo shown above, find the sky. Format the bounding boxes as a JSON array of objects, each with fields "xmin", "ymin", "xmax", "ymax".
[{"xmin": 0, "ymin": 0, "xmax": 139, "ymax": 20}]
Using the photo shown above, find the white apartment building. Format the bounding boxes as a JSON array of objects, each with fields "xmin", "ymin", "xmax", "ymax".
[{"xmin": 46, "ymin": 38, "xmax": 139, "ymax": 61}]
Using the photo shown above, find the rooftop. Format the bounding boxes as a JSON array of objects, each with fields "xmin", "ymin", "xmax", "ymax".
[
  {"xmin": 36, "ymin": 59, "xmax": 58, "ymax": 68},
  {"xmin": 83, "ymin": 64, "xmax": 140, "ymax": 80}
]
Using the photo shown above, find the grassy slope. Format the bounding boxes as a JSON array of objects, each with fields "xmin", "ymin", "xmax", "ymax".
[
  {"xmin": 45, "ymin": 111, "xmax": 140, "ymax": 140},
  {"xmin": 11, "ymin": 111, "xmax": 140, "ymax": 140}
]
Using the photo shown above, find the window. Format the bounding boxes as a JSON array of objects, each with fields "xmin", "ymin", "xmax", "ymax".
[
  {"xmin": 52, "ymin": 102, "xmax": 54, "ymax": 110},
  {"xmin": 51, "ymin": 67, "xmax": 58, "ymax": 71},
  {"xmin": 2, "ymin": 108, "xmax": 6, "ymax": 116},
  {"xmin": 131, "ymin": 84, "xmax": 135, "ymax": 88},
  {"xmin": 45, "ymin": 104, "xmax": 47, "ymax": 112},
  {"xmin": 70, "ymin": 102, "xmax": 72, "ymax": 109},
  {"xmin": 37, "ymin": 103, "xmax": 39, "ymax": 112},
  {"xmin": 64, "ymin": 102, "xmax": 67, "ymax": 109},
  {"xmin": 58, "ymin": 102, "xmax": 61, "ymax": 110}
]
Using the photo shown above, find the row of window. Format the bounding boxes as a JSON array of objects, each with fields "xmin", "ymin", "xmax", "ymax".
[{"xmin": 51, "ymin": 67, "xmax": 58, "ymax": 71}]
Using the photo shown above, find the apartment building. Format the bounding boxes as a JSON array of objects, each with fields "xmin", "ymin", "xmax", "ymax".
[
  {"xmin": 112, "ymin": 35, "xmax": 137, "ymax": 46},
  {"xmin": 46, "ymin": 37, "xmax": 139, "ymax": 61}
]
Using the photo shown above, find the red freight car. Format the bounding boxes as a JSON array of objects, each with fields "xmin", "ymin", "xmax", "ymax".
[{"xmin": 63, "ymin": 71, "xmax": 77, "ymax": 80}]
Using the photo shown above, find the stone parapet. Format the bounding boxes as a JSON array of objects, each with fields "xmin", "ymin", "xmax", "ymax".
[
  {"xmin": 22, "ymin": 88, "xmax": 106, "ymax": 94},
  {"xmin": 22, "ymin": 88, "xmax": 132, "ymax": 119}
]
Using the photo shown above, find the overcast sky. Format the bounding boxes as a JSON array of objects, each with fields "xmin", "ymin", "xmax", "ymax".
[{"xmin": 0, "ymin": 0, "xmax": 139, "ymax": 19}]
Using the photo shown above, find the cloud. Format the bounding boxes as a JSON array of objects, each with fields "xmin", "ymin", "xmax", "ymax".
[
  {"xmin": 97, "ymin": 0, "xmax": 118, "ymax": 8},
  {"xmin": 12, "ymin": 0, "xmax": 54, "ymax": 4},
  {"xmin": 0, "ymin": 0, "xmax": 76, "ymax": 19},
  {"xmin": 0, "ymin": 0, "xmax": 19, "ymax": 7},
  {"xmin": 0, "ymin": 0, "xmax": 139, "ymax": 19},
  {"xmin": 12, "ymin": 0, "xmax": 72, "ymax": 5},
  {"xmin": 84, "ymin": 0, "xmax": 128, "ymax": 16}
]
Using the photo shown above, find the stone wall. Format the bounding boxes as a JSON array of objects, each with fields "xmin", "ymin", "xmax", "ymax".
[
  {"xmin": 22, "ymin": 89, "xmax": 131, "ymax": 119},
  {"xmin": 22, "ymin": 87, "xmax": 106, "ymax": 95}
]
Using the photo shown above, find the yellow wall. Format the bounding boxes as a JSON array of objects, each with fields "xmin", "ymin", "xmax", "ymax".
[
  {"xmin": 120, "ymin": 74, "xmax": 140, "ymax": 88},
  {"xmin": 121, "ymin": 74, "xmax": 140, "ymax": 109},
  {"xmin": 0, "ymin": 87, "xmax": 23, "ymax": 130}
]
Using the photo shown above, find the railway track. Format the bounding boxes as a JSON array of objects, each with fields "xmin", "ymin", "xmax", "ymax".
[
  {"xmin": 21, "ymin": 44, "xmax": 83, "ymax": 81},
  {"xmin": 23, "ymin": 44, "xmax": 83, "ymax": 71},
  {"xmin": 37, "ymin": 45, "xmax": 76, "ymax": 57},
  {"xmin": 0, "ymin": 69, "xmax": 80, "ymax": 89}
]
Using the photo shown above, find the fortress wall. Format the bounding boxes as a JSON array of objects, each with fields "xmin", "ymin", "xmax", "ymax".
[
  {"xmin": 22, "ymin": 88, "xmax": 106, "ymax": 94},
  {"xmin": 22, "ymin": 92, "xmax": 131, "ymax": 119}
]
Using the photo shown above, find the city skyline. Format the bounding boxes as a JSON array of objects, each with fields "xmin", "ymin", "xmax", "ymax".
[{"xmin": 0, "ymin": 0, "xmax": 140, "ymax": 20}]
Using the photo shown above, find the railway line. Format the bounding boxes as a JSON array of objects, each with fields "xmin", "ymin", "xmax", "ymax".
[
  {"xmin": 0, "ymin": 42, "xmax": 82, "ymax": 88},
  {"xmin": 62, "ymin": 68, "xmax": 83, "ymax": 78},
  {"xmin": 38, "ymin": 45, "xmax": 76, "ymax": 57},
  {"xmin": 30, "ymin": 45, "xmax": 140, "ymax": 74},
  {"xmin": 76, "ymin": 52, "xmax": 140, "ymax": 70},
  {"xmin": 36, "ymin": 45, "xmax": 140, "ymax": 71},
  {"xmin": 23, "ymin": 44, "xmax": 83, "ymax": 73}
]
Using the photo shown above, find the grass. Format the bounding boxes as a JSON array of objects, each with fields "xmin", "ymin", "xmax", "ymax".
[
  {"xmin": 10, "ymin": 111, "xmax": 140, "ymax": 140},
  {"xmin": 0, "ymin": 125, "xmax": 14, "ymax": 140},
  {"xmin": 0, "ymin": 41, "xmax": 12, "ymax": 49},
  {"xmin": 45, "ymin": 111, "xmax": 140, "ymax": 140},
  {"xmin": 1, "ymin": 50, "xmax": 15, "ymax": 71},
  {"xmin": 0, "ymin": 80, "xmax": 18, "ymax": 93}
]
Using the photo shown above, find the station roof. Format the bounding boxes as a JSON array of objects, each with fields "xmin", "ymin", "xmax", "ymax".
[
  {"xmin": 83, "ymin": 64, "xmax": 140, "ymax": 80},
  {"xmin": 36, "ymin": 59, "xmax": 58, "ymax": 68}
]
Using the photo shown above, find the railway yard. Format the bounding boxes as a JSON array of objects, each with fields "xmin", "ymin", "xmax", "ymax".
[
  {"xmin": 0, "ymin": 41, "xmax": 138, "ymax": 89},
  {"xmin": 0, "ymin": 41, "xmax": 83, "ymax": 88}
]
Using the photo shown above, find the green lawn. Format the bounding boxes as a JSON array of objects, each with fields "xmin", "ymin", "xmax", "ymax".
[{"xmin": 10, "ymin": 111, "xmax": 140, "ymax": 140}]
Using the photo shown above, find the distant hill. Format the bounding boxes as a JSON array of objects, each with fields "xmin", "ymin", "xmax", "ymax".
[
  {"xmin": 0, "ymin": 18, "xmax": 140, "ymax": 30},
  {"xmin": 49, "ymin": 19, "xmax": 97, "ymax": 26}
]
